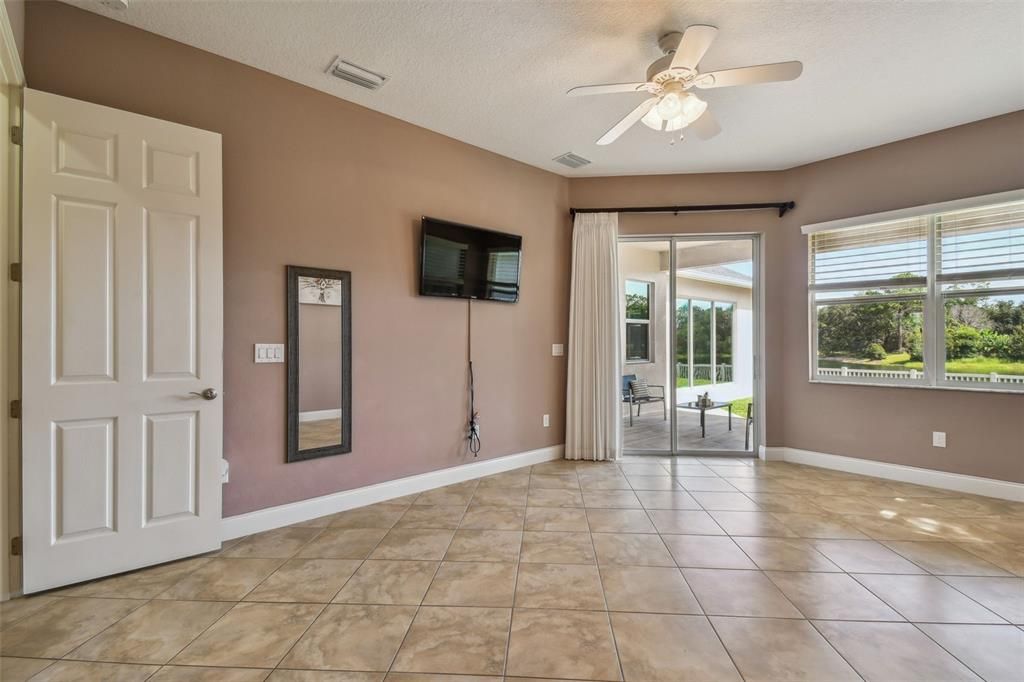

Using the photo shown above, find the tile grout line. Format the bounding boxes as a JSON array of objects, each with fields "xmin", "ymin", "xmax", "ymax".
[
  {"xmin": 502, "ymin": 531, "xmax": 525, "ymax": 678},
  {"xmin": 175, "ymin": 544, "xmax": 315, "ymax": 671},
  {"xmin": 267, "ymin": 507, "xmax": 401, "ymax": 675},
  {"xmin": 908, "ymin": 619, "xmax": 1002, "ymax": 680},
  {"xmin": 380, "ymin": 481, "xmax": 472, "ymax": 677}
]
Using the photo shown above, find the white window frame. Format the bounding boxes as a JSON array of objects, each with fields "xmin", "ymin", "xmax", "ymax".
[
  {"xmin": 624, "ymin": 279, "xmax": 654, "ymax": 364},
  {"xmin": 805, "ymin": 189, "xmax": 1024, "ymax": 393}
]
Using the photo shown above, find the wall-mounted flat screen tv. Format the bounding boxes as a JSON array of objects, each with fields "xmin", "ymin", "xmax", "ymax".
[{"xmin": 419, "ymin": 216, "xmax": 522, "ymax": 303}]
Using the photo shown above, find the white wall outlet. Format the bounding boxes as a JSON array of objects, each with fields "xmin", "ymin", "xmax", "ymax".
[
  {"xmin": 254, "ymin": 343, "xmax": 285, "ymax": 363},
  {"xmin": 932, "ymin": 431, "xmax": 947, "ymax": 448},
  {"xmin": 543, "ymin": 414, "xmax": 550, "ymax": 428},
  {"xmin": 552, "ymin": 343, "xmax": 564, "ymax": 357}
]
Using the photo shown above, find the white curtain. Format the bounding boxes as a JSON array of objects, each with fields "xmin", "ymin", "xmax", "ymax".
[{"xmin": 565, "ymin": 212, "xmax": 621, "ymax": 461}]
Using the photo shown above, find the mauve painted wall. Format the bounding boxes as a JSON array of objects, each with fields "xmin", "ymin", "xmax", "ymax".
[
  {"xmin": 572, "ymin": 113, "xmax": 1024, "ymax": 483},
  {"xmin": 25, "ymin": 2, "xmax": 571, "ymax": 516},
  {"xmin": 779, "ymin": 113, "xmax": 1024, "ymax": 483}
]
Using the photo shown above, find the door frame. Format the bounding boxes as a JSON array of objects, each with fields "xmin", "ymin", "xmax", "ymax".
[
  {"xmin": 0, "ymin": 0, "xmax": 23, "ymax": 601},
  {"xmin": 619, "ymin": 233, "xmax": 764, "ymax": 458}
]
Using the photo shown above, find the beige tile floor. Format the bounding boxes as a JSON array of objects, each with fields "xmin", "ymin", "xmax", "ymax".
[{"xmin": 2, "ymin": 457, "xmax": 1022, "ymax": 681}]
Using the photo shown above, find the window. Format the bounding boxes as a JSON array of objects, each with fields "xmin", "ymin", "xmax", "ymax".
[
  {"xmin": 486, "ymin": 249, "xmax": 520, "ymax": 302},
  {"xmin": 715, "ymin": 302, "xmax": 735, "ymax": 382},
  {"xmin": 808, "ymin": 195, "xmax": 1024, "ymax": 390},
  {"xmin": 674, "ymin": 297, "xmax": 735, "ymax": 386},
  {"xmin": 625, "ymin": 280, "xmax": 652, "ymax": 362}
]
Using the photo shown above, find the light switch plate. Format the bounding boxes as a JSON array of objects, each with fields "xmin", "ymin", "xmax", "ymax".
[
  {"xmin": 254, "ymin": 343, "xmax": 285, "ymax": 363},
  {"xmin": 552, "ymin": 343, "xmax": 564, "ymax": 357},
  {"xmin": 932, "ymin": 431, "xmax": 946, "ymax": 448}
]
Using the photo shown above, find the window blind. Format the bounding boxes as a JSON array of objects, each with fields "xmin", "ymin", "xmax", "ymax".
[
  {"xmin": 423, "ymin": 236, "xmax": 467, "ymax": 282},
  {"xmin": 486, "ymin": 250, "xmax": 520, "ymax": 301},
  {"xmin": 936, "ymin": 200, "xmax": 1024, "ymax": 282},
  {"xmin": 809, "ymin": 216, "xmax": 928, "ymax": 290}
]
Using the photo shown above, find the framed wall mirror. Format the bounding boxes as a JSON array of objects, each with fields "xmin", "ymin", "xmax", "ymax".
[{"xmin": 286, "ymin": 266, "xmax": 352, "ymax": 462}]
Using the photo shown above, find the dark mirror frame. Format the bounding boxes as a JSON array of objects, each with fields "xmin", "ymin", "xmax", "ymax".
[{"xmin": 286, "ymin": 265, "xmax": 352, "ymax": 463}]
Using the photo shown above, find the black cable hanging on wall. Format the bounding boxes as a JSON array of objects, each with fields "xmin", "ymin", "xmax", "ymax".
[{"xmin": 467, "ymin": 298, "xmax": 481, "ymax": 456}]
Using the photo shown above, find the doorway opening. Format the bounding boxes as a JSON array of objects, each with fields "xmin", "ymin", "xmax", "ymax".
[{"xmin": 619, "ymin": 235, "xmax": 759, "ymax": 456}]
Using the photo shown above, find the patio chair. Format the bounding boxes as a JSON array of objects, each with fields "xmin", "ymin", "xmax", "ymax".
[
  {"xmin": 622, "ymin": 374, "xmax": 666, "ymax": 427},
  {"xmin": 744, "ymin": 402, "xmax": 754, "ymax": 450}
]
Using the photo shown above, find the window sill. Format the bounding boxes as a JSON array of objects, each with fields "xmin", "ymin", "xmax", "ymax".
[{"xmin": 808, "ymin": 378, "xmax": 1024, "ymax": 395}]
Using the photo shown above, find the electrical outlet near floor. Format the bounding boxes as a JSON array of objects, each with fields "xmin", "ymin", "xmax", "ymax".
[
  {"xmin": 932, "ymin": 431, "xmax": 947, "ymax": 448},
  {"xmin": 543, "ymin": 414, "xmax": 550, "ymax": 427}
]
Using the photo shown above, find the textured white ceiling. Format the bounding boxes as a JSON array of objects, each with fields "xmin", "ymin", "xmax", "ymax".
[{"xmin": 63, "ymin": 0, "xmax": 1024, "ymax": 177}]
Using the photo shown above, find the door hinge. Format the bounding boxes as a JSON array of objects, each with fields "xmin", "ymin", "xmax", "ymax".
[
  {"xmin": 9, "ymin": 400, "xmax": 20, "ymax": 419},
  {"xmin": 10, "ymin": 536, "xmax": 21, "ymax": 556},
  {"xmin": 9, "ymin": 263, "xmax": 20, "ymax": 282},
  {"xmin": 10, "ymin": 125, "xmax": 22, "ymax": 145}
]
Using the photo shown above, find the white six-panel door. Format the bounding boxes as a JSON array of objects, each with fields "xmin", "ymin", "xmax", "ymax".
[{"xmin": 21, "ymin": 89, "xmax": 223, "ymax": 592}]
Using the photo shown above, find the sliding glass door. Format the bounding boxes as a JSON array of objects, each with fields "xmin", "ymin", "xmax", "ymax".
[{"xmin": 619, "ymin": 235, "xmax": 759, "ymax": 456}]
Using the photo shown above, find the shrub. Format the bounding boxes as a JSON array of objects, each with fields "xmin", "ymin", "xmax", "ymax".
[
  {"xmin": 977, "ymin": 329, "xmax": 1009, "ymax": 359},
  {"xmin": 905, "ymin": 328, "xmax": 924, "ymax": 362},
  {"xmin": 1006, "ymin": 327, "xmax": 1024, "ymax": 362},
  {"xmin": 946, "ymin": 324, "xmax": 981, "ymax": 359},
  {"xmin": 866, "ymin": 343, "xmax": 887, "ymax": 360}
]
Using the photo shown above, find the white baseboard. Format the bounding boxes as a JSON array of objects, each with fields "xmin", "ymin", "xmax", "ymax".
[
  {"xmin": 777, "ymin": 447, "xmax": 1023, "ymax": 502},
  {"xmin": 299, "ymin": 409, "xmax": 341, "ymax": 422},
  {"xmin": 221, "ymin": 444, "xmax": 564, "ymax": 540}
]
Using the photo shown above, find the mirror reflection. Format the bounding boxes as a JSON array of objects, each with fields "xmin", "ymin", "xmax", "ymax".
[{"xmin": 287, "ymin": 267, "xmax": 351, "ymax": 462}]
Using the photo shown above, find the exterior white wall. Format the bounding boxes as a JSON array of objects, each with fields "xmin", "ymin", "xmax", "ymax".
[{"xmin": 619, "ymin": 243, "xmax": 671, "ymax": 394}]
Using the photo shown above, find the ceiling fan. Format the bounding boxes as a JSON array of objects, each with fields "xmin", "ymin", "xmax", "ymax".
[{"xmin": 568, "ymin": 25, "xmax": 802, "ymax": 145}]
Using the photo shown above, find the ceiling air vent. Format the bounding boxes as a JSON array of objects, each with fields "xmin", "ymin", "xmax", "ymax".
[
  {"xmin": 553, "ymin": 152, "xmax": 591, "ymax": 169},
  {"xmin": 326, "ymin": 57, "xmax": 389, "ymax": 90}
]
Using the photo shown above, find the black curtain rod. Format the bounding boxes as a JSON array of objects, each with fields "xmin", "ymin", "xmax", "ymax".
[{"xmin": 569, "ymin": 201, "xmax": 796, "ymax": 218}]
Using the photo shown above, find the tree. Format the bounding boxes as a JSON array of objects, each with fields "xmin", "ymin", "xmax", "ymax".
[
  {"xmin": 986, "ymin": 300, "xmax": 1024, "ymax": 336},
  {"xmin": 625, "ymin": 293, "xmax": 648, "ymax": 319}
]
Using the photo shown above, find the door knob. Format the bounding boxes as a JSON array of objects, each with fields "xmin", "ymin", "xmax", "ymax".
[{"xmin": 190, "ymin": 388, "xmax": 218, "ymax": 400}]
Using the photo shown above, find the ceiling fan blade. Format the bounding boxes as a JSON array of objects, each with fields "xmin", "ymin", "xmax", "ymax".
[
  {"xmin": 689, "ymin": 110, "xmax": 721, "ymax": 140},
  {"xmin": 693, "ymin": 61, "xmax": 803, "ymax": 89},
  {"xmin": 597, "ymin": 97, "xmax": 658, "ymax": 145},
  {"xmin": 670, "ymin": 24, "xmax": 718, "ymax": 71},
  {"xmin": 567, "ymin": 82, "xmax": 649, "ymax": 97}
]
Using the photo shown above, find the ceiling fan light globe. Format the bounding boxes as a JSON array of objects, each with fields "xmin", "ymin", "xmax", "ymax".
[
  {"xmin": 641, "ymin": 107, "xmax": 665, "ymax": 131},
  {"xmin": 680, "ymin": 93, "xmax": 708, "ymax": 123},
  {"xmin": 656, "ymin": 92, "xmax": 683, "ymax": 119}
]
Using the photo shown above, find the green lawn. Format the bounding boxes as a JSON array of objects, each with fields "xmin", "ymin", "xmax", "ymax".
[
  {"xmin": 821, "ymin": 353, "xmax": 1024, "ymax": 375},
  {"xmin": 727, "ymin": 396, "xmax": 752, "ymax": 418},
  {"xmin": 676, "ymin": 377, "xmax": 712, "ymax": 388}
]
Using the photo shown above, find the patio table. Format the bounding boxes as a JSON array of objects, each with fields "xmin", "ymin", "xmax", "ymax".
[{"xmin": 676, "ymin": 400, "xmax": 733, "ymax": 438}]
